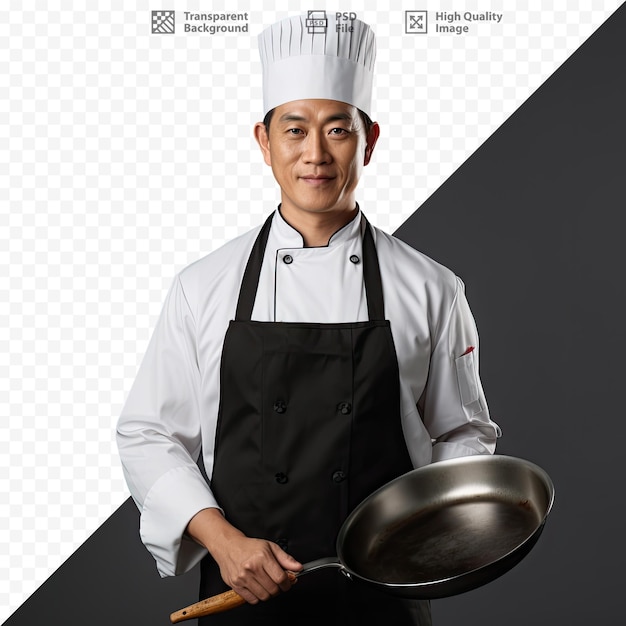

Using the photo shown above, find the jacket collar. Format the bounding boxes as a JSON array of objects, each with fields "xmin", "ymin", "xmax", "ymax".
[{"xmin": 273, "ymin": 204, "xmax": 364, "ymax": 248}]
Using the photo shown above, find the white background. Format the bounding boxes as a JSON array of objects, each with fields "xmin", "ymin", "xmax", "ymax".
[{"xmin": 1, "ymin": 0, "xmax": 621, "ymax": 619}]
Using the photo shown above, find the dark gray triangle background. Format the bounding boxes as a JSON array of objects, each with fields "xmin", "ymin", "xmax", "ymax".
[
  {"xmin": 395, "ymin": 3, "xmax": 625, "ymax": 624},
  {"xmin": 4, "ymin": 4, "xmax": 625, "ymax": 625}
]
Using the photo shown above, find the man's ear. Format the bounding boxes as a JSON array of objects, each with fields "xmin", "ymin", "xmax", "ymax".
[
  {"xmin": 364, "ymin": 121, "xmax": 380, "ymax": 166},
  {"xmin": 254, "ymin": 122, "xmax": 272, "ymax": 166}
]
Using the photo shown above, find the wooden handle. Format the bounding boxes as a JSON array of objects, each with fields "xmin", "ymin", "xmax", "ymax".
[
  {"xmin": 169, "ymin": 572, "xmax": 298, "ymax": 623},
  {"xmin": 170, "ymin": 589, "xmax": 246, "ymax": 623}
]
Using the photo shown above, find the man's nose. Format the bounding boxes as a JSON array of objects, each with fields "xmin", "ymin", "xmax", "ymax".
[{"xmin": 302, "ymin": 131, "xmax": 331, "ymax": 164}]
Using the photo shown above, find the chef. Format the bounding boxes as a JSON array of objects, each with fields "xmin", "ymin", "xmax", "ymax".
[{"xmin": 116, "ymin": 12, "xmax": 500, "ymax": 626}]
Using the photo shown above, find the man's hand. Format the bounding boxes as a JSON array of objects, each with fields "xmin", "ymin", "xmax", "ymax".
[{"xmin": 186, "ymin": 508, "xmax": 303, "ymax": 604}]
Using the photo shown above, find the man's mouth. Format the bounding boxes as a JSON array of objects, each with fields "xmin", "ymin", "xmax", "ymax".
[{"xmin": 300, "ymin": 175, "xmax": 335, "ymax": 186}]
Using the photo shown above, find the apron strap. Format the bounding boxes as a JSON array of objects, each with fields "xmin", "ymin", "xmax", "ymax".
[
  {"xmin": 235, "ymin": 212, "xmax": 274, "ymax": 321},
  {"xmin": 235, "ymin": 211, "xmax": 385, "ymax": 322},
  {"xmin": 362, "ymin": 216, "xmax": 385, "ymax": 321}
]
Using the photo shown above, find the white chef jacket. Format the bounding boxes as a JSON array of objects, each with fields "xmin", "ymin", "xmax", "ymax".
[{"xmin": 116, "ymin": 207, "xmax": 501, "ymax": 578}]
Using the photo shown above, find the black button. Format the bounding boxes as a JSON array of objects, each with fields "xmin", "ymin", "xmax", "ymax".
[
  {"xmin": 349, "ymin": 255, "xmax": 360, "ymax": 264},
  {"xmin": 273, "ymin": 400, "xmax": 287, "ymax": 414},
  {"xmin": 338, "ymin": 402, "xmax": 352, "ymax": 415},
  {"xmin": 275, "ymin": 472, "xmax": 288, "ymax": 484},
  {"xmin": 283, "ymin": 255, "xmax": 293, "ymax": 264},
  {"xmin": 332, "ymin": 470, "xmax": 346, "ymax": 483}
]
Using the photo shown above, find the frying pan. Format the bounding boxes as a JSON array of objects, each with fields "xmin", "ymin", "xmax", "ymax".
[{"xmin": 170, "ymin": 454, "xmax": 554, "ymax": 622}]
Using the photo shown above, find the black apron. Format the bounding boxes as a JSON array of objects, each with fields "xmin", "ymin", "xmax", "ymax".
[{"xmin": 200, "ymin": 212, "xmax": 431, "ymax": 625}]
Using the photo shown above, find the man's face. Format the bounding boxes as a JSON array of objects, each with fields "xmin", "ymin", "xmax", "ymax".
[{"xmin": 254, "ymin": 99, "xmax": 379, "ymax": 220}]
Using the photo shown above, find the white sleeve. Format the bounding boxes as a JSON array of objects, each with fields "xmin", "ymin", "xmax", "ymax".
[
  {"xmin": 116, "ymin": 275, "xmax": 219, "ymax": 577},
  {"xmin": 421, "ymin": 277, "xmax": 501, "ymax": 462}
]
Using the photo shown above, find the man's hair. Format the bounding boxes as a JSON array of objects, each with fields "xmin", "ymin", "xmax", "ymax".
[{"xmin": 263, "ymin": 107, "xmax": 375, "ymax": 137}]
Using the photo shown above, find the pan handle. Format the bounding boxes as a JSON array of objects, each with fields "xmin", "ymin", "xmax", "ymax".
[
  {"xmin": 169, "ymin": 557, "xmax": 343, "ymax": 623},
  {"xmin": 298, "ymin": 556, "xmax": 344, "ymax": 574}
]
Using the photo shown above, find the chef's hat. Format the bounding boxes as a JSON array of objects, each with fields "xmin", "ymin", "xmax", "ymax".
[{"xmin": 258, "ymin": 12, "xmax": 376, "ymax": 116}]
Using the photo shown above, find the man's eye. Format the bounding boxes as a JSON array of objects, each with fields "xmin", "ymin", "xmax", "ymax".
[
  {"xmin": 288, "ymin": 128, "xmax": 303, "ymax": 135},
  {"xmin": 330, "ymin": 128, "xmax": 348, "ymax": 135}
]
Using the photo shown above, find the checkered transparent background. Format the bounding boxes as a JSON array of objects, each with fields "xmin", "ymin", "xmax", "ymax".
[{"xmin": 0, "ymin": 0, "xmax": 620, "ymax": 618}]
